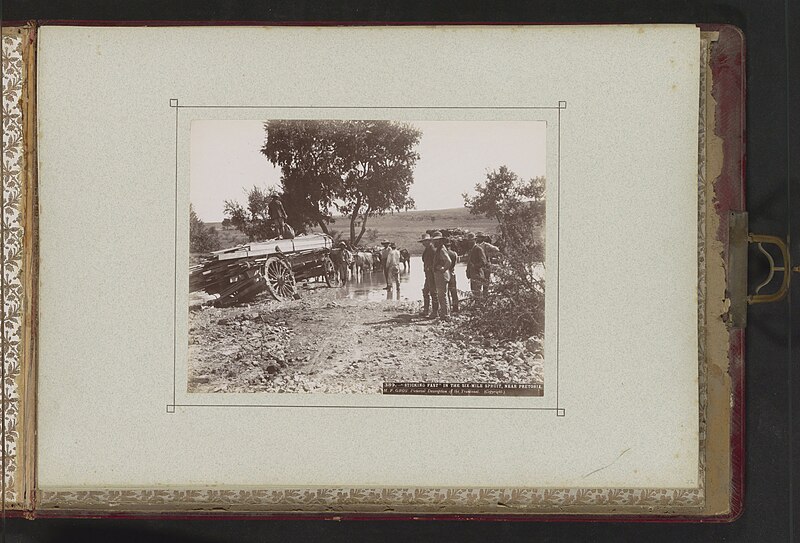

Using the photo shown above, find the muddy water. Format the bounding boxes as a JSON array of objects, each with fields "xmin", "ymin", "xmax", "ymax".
[{"xmin": 336, "ymin": 256, "xmax": 469, "ymax": 302}]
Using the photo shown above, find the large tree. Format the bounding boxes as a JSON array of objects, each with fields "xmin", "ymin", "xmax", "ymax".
[
  {"xmin": 262, "ymin": 120, "xmax": 421, "ymax": 245},
  {"xmin": 259, "ymin": 120, "xmax": 343, "ymax": 235}
]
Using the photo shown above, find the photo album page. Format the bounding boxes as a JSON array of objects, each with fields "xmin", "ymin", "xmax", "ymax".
[{"xmin": 31, "ymin": 24, "xmax": 703, "ymax": 511}]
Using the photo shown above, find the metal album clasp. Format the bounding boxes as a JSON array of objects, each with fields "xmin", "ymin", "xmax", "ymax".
[{"xmin": 728, "ymin": 211, "xmax": 798, "ymax": 328}]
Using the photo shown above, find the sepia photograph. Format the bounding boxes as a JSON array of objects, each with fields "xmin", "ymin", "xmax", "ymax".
[{"xmin": 188, "ymin": 119, "xmax": 546, "ymax": 395}]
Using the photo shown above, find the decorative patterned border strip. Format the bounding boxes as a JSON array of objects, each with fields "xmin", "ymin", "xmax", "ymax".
[
  {"xmin": 1, "ymin": 32, "xmax": 26, "ymax": 507},
  {"xmin": 38, "ymin": 486, "xmax": 703, "ymax": 512}
]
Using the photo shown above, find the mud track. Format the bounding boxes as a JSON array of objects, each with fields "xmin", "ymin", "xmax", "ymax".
[{"xmin": 188, "ymin": 284, "xmax": 544, "ymax": 394}]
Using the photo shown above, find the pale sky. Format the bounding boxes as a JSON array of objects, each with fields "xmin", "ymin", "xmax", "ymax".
[{"xmin": 190, "ymin": 120, "xmax": 546, "ymax": 222}]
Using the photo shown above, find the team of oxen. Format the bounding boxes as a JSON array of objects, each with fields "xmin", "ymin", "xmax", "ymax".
[
  {"xmin": 347, "ymin": 247, "xmax": 410, "ymax": 276},
  {"xmin": 337, "ymin": 228, "xmax": 474, "ymax": 279}
]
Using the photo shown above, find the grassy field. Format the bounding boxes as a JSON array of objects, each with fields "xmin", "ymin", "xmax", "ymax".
[
  {"xmin": 207, "ymin": 224, "xmax": 248, "ymax": 251},
  {"xmin": 208, "ymin": 207, "xmax": 501, "ymax": 255}
]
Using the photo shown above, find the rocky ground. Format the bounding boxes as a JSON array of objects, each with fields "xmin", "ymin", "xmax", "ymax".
[{"xmin": 188, "ymin": 284, "xmax": 544, "ymax": 394}]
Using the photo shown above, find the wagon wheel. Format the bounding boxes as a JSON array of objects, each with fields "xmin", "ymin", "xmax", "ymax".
[
  {"xmin": 262, "ymin": 256, "xmax": 296, "ymax": 300},
  {"xmin": 323, "ymin": 255, "xmax": 342, "ymax": 287}
]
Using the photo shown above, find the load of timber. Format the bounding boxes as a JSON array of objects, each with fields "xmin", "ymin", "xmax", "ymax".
[{"xmin": 190, "ymin": 234, "xmax": 340, "ymax": 307}]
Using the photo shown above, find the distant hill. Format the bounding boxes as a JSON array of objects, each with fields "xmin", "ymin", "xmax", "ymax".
[{"xmin": 207, "ymin": 207, "xmax": 508, "ymax": 254}]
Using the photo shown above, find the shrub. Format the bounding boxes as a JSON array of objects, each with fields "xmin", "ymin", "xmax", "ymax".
[
  {"xmin": 459, "ymin": 251, "xmax": 545, "ymax": 344},
  {"xmin": 458, "ymin": 166, "xmax": 546, "ymax": 345},
  {"xmin": 189, "ymin": 205, "xmax": 221, "ymax": 253}
]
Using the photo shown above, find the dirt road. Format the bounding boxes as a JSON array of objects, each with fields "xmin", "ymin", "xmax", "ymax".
[{"xmin": 188, "ymin": 283, "xmax": 544, "ymax": 394}]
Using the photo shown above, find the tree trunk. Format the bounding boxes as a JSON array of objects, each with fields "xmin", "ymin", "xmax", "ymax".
[
  {"xmin": 349, "ymin": 198, "xmax": 362, "ymax": 245},
  {"xmin": 353, "ymin": 206, "xmax": 371, "ymax": 246}
]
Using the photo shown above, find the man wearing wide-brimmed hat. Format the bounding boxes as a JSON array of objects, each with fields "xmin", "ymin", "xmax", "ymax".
[
  {"xmin": 418, "ymin": 232, "xmax": 437, "ymax": 316},
  {"xmin": 431, "ymin": 231, "xmax": 452, "ymax": 320},
  {"xmin": 379, "ymin": 239, "xmax": 392, "ymax": 286},
  {"xmin": 444, "ymin": 236, "xmax": 460, "ymax": 313},
  {"xmin": 335, "ymin": 240, "xmax": 352, "ymax": 285},
  {"xmin": 382, "ymin": 241, "xmax": 401, "ymax": 293},
  {"xmin": 475, "ymin": 232, "xmax": 500, "ymax": 296},
  {"xmin": 465, "ymin": 232, "xmax": 488, "ymax": 296}
]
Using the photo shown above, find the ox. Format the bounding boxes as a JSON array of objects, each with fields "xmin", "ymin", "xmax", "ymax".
[
  {"xmin": 351, "ymin": 251, "xmax": 374, "ymax": 278},
  {"xmin": 399, "ymin": 248, "xmax": 410, "ymax": 271}
]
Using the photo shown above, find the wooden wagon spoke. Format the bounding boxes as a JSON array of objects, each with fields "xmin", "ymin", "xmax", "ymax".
[{"xmin": 263, "ymin": 256, "xmax": 297, "ymax": 301}]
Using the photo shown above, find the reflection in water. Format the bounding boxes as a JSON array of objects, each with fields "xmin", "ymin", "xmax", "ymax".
[{"xmin": 336, "ymin": 256, "xmax": 469, "ymax": 302}]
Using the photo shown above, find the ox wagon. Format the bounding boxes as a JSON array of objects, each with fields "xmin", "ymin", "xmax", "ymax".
[{"xmin": 190, "ymin": 234, "xmax": 342, "ymax": 306}]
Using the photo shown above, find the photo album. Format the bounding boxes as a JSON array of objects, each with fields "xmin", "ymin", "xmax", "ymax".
[{"xmin": 1, "ymin": 23, "xmax": 745, "ymax": 518}]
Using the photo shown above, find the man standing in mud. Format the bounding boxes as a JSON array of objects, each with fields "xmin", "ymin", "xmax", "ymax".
[
  {"xmin": 268, "ymin": 194, "xmax": 288, "ymax": 239},
  {"xmin": 380, "ymin": 239, "xmax": 392, "ymax": 286},
  {"xmin": 419, "ymin": 233, "xmax": 437, "ymax": 316},
  {"xmin": 465, "ymin": 232, "xmax": 488, "ymax": 296},
  {"xmin": 476, "ymin": 232, "xmax": 500, "ymax": 296},
  {"xmin": 385, "ymin": 242, "xmax": 401, "ymax": 295},
  {"xmin": 445, "ymin": 237, "xmax": 460, "ymax": 313},
  {"xmin": 431, "ymin": 231, "xmax": 452, "ymax": 320},
  {"xmin": 336, "ymin": 241, "xmax": 352, "ymax": 285}
]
